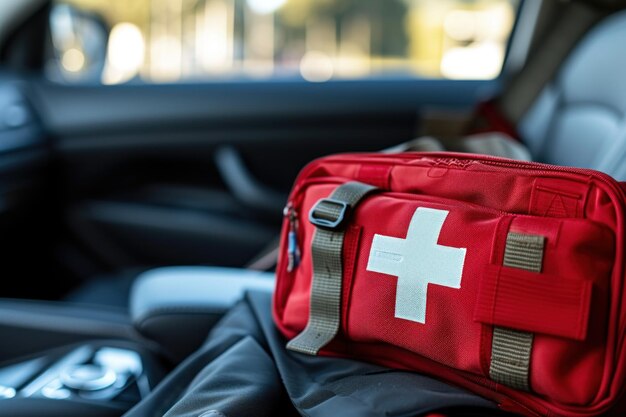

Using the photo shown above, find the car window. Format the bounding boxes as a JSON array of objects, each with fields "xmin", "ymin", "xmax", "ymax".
[{"xmin": 48, "ymin": 0, "xmax": 520, "ymax": 84}]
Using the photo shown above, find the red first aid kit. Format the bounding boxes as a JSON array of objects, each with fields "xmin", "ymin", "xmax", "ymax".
[{"xmin": 272, "ymin": 152, "xmax": 626, "ymax": 417}]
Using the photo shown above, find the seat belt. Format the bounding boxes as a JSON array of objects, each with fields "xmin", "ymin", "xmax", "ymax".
[{"xmin": 497, "ymin": 0, "xmax": 606, "ymax": 125}]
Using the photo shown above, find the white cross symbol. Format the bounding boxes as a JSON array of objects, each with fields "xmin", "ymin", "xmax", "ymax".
[{"xmin": 366, "ymin": 207, "xmax": 467, "ymax": 324}]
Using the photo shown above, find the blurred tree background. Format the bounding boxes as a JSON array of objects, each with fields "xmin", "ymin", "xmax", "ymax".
[{"xmin": 51, "ymin": 0, "xmax": 517, "ymax": 84}]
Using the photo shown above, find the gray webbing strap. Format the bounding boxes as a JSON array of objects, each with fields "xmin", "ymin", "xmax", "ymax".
[
  {"xmin": 490, "ymin": 328, "xmax": 535, "ymax": 390},
  {"xmin": 502, "ymin": 233, "xmax": 544, "ymax": 273},
  {"xmin": 489, "ymin": 232, "xmax": 545, "ymax": 391},
  {"xmin": 287, "ymin": 181, "xmax": 377, "ymax": 355}
]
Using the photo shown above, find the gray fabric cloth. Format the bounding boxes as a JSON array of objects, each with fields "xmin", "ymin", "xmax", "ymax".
[
  {"xmin": 385, "ymin": 133, "xmax": 532, "ymax": 162},
  {"xmin": 124, "ymin": 291, "xmax": 506, "ymax": 417}
]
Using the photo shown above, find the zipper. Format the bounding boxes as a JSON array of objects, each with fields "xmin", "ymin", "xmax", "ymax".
[
  {"xmin": 281, "ymin": 177, "xmax": 348, "ymax": 273},
  {"xmin": 283, "ymin": 203, "xmax": 301, "ymax": 272},
  {"xmin": 473, "ymin": 156, "xmax": 626, "ymax": 200},
  {"xmin": 314, "ymin": 151, "xmax": 626, "ymax": 201},
  {"xmin": 389, "ymin": 151, "xmax": 625, "ymax": 201}
]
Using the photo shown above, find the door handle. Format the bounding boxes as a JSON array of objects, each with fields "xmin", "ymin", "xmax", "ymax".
[{"xmin": 214, "ymin": 146, "xmax": 287, "ymax": 218}]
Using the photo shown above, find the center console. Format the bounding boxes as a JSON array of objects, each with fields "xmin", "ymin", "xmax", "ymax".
[
  {"xmin": 0, "ymin": 266, "xmax": 275, "ymax": 416},
  {"xmin": 19, "ymin": 346, "xmax": 147, "ymax": 402},
  {"xmin": 0, "ymin": 340, "xmax": 162, "ymax": 417}
]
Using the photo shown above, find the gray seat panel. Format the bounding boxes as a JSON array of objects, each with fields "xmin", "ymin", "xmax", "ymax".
[{"xmin": 520, "ymin": 10, "xmax": 626, "ymax": 178}]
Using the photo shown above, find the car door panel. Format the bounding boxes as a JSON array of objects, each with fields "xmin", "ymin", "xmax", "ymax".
[
  {"xmin": 0, "ymin": 80, "xmax": 70, "ymax": 298},
  {"xmin": 27, "ymin": 78, "xmax": 499, "ymax": 272}
]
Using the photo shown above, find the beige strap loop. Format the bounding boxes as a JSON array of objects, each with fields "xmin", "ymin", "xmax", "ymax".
[
  {"xmin": 287, "ymin": 181, "xmax": 377, "ymax": 355},
  {"xmin": 489, "ymin": 232, "xmax": 545, "ymax": 391}
]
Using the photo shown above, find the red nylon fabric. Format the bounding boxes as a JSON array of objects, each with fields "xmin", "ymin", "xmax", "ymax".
[
  {"xmin": 474, "ymin": 265, "xmax": 594, "ymax": 341},
  {"xmin": 272, "ymin": 152, "xmax": 626, "ymax": 417}
]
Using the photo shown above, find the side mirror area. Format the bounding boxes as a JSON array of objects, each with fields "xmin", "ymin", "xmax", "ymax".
[{"xmin": 46, "ymin": 4, "xmax": 109, "ymax": 83}]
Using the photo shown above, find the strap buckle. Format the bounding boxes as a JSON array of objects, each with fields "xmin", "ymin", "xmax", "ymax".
[{"xmin": 309, "ymin": 198, "xmax": 349, "ymax": 230}]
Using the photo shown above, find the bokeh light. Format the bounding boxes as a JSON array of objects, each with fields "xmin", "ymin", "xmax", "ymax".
[
  {"xmin": 246, "ymin": 0, "xmax": 286, "ymax": 15},
  {"xmin": 103, "ymin": 22, "xmax": 145, "ymax": 84},
  {"xmin": 61, "ymin": 48, "xmax": 85, "ymax": 72},
  {"xmin": 52, "ymin": 0, "xmax": 519, "ymax": 84},
  {"xmin": 299, "ymin": 51, "xmax": 333, "ymax": 82}
]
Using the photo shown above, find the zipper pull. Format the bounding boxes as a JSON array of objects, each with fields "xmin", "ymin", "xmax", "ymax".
[{"xmin": 284, "ymin": 203, "xmax": 301, "ymax": 272}]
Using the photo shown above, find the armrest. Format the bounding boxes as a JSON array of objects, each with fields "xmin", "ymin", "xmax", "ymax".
[
  {"xmin": 129, "ymin": 267, "xmax": 275, "ymax": 361},
  {"xmin": 0, "ymin": 299, "xmax": 136, "ymax": 362}
]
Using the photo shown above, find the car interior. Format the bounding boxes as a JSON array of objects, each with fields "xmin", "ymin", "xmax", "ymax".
[{"xmin": 0, "ymin": 0, "xmax": 625, "ymax": 415}]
